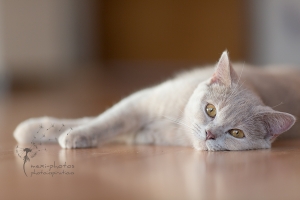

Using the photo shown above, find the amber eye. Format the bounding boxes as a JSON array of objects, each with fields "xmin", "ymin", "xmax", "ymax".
[
  {"xmin": 205, "ymin": 104, "xmax": 216, "ymax": 118},
  {"xmin": 228, "ymin": 129, "xmax": 245, "ymax": 138}
]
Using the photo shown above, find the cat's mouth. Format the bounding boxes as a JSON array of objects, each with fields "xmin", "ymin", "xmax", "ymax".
[{"xmin": 205, "ymin": 139, "xmax": 219, "ymax": 151}]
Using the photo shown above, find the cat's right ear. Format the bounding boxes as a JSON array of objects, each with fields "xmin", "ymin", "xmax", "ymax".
[{"xmin": 209, "ymin": 51, "xmax": 238, "ymax": 86}]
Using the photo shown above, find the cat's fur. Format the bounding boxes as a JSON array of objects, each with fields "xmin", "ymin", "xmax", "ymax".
[{"xmin": 14, "ymin": 51, "xmax": 299, "ymax": 151}]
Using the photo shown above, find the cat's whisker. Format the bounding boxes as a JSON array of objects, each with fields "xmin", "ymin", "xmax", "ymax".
[
  {"xmin": 162, "ymin": 116, "xmax": 198, "ymax": 135},
  {"xmin": 229, "ymin": 88, "xmax": 248, "ymax": 101},
  {"xmin": 235, "ymin": 80, "xmax": 246, "ymax": 92},
  {"xmin": 194, "ymin": 125, "xmax": 202, "ymax": 134},
  {"xmin": 272, "ymin": 102, "xmax": 284, "ymax": 109},
  {"xmin": 181, "ymin": 124, "xmax": 201, "ymax": 137},
  {"xmin": 175, "ymin": 126, "xmax": 192, "ymax": 133},
  {"xmin": 163, "ymin": 116, "xmax": 193, "ymax": 130},
  {"xmin": 231, "ymin": 62, "xmax": 245, "ymax": 93},
  {"xmin": 237, "ymin": 62, "xmax": 245, "ymax": 84},
  {"xmin": 183, "ymin": 113, "xmax": 195, "ymax": 123}
]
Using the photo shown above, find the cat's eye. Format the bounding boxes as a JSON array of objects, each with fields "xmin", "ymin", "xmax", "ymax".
[
  {"xmin": 228, "ymin": 129, "xmax": 245, "ymax": 138},
  {"xmin": 205, "ymin": 104, "xmax": 216, "ymax": 118}
]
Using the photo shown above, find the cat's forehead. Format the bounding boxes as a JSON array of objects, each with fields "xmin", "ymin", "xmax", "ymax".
[{"xmin": 205, "ymin": 83, "xmax": 253, "ymax": 104}]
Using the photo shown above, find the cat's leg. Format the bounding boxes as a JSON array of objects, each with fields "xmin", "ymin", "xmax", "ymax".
[
  {"xmin": 58, "ymin": 90, "xmax": 151, "ymax": 148},
  {"xmin": 14, "ymin": 116, "xmax": 93, "ymax": 143}
]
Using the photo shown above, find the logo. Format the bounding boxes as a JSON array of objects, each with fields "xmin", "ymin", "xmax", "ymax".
[{"xmin": 15, "ymin": 124, "xmax": 75, "ymax": 177}]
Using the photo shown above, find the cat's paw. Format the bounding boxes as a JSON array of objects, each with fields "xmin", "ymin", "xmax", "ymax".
[
  {"xmin": 58, "ymin": 128, "xmax": 98, "ymax": 149},
  {"xmin": 14, "ymin": 117, "xmax": 58, "ymax": 143},
  {"xmin": 14, "ymin": 119, "xmax": 33, "ymax": 143},
  {"xmin": 14, "ymin": 117, "xmax": 46, "ymax": 143}
]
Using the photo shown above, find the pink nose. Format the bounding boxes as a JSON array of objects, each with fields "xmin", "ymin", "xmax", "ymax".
[{"xmin": 206, "ymin": 130, "xmax": 216, "ymax": 140}]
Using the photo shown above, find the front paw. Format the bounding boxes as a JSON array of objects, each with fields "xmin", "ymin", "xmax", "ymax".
[
  {"xmin": 58, "ymin": 128, "xmax": 98, "ymax": 149},
  {"xmin": 14, "ymin": 118, "xmax": 45, "ymax": 143}
]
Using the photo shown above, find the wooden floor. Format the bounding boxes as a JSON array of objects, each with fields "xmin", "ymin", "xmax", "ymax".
[{"xmin": 1, "ymin": 65, "xmax": 300, "ymax": 200}]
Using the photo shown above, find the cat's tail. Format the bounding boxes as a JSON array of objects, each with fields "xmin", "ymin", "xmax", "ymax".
[{"xmin": 14, "ymin": 116, "xmax": 94, "ymax": 144}]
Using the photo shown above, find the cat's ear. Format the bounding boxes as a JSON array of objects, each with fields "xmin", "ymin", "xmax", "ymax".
[
  {"xmin": 259, "ymin": 110, "xmax": 296, "ymax": 142},
  {"xmin": 210, "ymin": 50, "xmax": 238, "ymax": 86}
]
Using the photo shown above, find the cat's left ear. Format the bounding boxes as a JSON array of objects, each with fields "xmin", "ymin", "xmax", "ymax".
[
  {"xmin": 258, "ymin": 109, "xmax": 296, "ymax": 142},
  {"xmin": 210, "ymin": 50, "xmax": 239, "ymax": 86}
]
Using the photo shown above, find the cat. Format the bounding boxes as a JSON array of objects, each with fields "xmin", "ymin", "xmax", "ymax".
[{"xmin": 14, "ymin": 51, "xmax": 299, "ymax": 151}]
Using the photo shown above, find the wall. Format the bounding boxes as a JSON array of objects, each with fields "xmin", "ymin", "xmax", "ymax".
[
  {"xmin": 0, "ymin": 1, "xmax": 7, "ymax": 96},
  {"xmin": 249, "ymin": 0, "xmax": 300, "ymax": 65},
  {"xmin": 100, "ymin": 0, "xmax": 247, "ymax": 63},
  {"xmin": 0, "ymin": 0, "xmax": 101, "ymax": 89}
]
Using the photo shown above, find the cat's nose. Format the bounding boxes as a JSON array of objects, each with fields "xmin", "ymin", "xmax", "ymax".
[{"xmin": 206, "ymin": 130, "xmax": 216, "ymax": 140}]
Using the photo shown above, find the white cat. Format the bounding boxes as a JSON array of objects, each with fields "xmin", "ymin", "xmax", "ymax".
[{"xmin": 14, "ymin": 51, "xmax": 298, "ymax": 151}]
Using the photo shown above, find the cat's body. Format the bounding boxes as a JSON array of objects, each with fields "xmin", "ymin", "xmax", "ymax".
[{"xmin": 14, "ymin": 52, "xmax": 298, "ymax": 151}]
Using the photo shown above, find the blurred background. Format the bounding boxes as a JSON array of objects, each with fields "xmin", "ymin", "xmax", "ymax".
[{"xmin": 1, "ymin": 0, "xmax": 300, "ymax": 139}]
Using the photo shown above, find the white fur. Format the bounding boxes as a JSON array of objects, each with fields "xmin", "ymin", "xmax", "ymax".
[{"xmin": 14, "ymin": 51, "xmax": 297, "ymax": 151}]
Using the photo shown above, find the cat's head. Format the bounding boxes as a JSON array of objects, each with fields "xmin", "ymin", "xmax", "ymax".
[{"xmin": 185, "ymin": 51, "xmax": 296, "ymax": 151}]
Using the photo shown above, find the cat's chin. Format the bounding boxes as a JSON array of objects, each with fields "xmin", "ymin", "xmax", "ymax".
[
  {"xmin": 192, "ymin": 141, "xmax": 208, "ymax": 151},
  {"xmin": 193, "ymin": 140, "xmax": 228, "ymax": 151}
]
